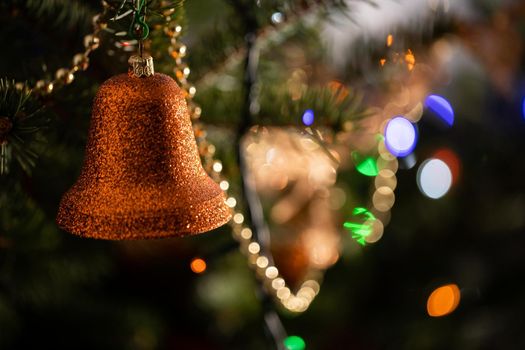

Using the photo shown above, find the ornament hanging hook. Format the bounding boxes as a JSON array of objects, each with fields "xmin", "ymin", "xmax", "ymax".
[
  {"xmin": 129, "ymin": 0, "xmax": 149, "ymax": 57},
  {"xmin": 127, "ymin": 0, "xmax": 154, "ymax": 79}
]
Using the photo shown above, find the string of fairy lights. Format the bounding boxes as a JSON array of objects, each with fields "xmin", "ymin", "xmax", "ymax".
[
  {"xmin": 343, "ymin": 134, "xmax": 400, "ymax": 245},
  {"xmin": 164, "ymin": 10, "xmax": 325, "ymax": 314}
]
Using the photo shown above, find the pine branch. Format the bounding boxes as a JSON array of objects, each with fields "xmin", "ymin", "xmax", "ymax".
[
  {"xmin": 258, "ymin": 83, "xmax": 369, "ymax": 130},
  {"xmin": 0, "ymin": 80, "xmax": 49, "ymax": 176},
  {"xmin": 189, "ymin": 0, "xmax": 360, "ymax": 82}
]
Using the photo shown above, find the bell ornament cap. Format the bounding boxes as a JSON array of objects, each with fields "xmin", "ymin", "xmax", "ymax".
[{"xmin": 128, "ymin": 55, "xmax": 155, "ymax": 78}]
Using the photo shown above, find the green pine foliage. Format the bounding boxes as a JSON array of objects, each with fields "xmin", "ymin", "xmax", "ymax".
[{"xmin": 0, "ymin": 80, "xmax": 49, "ymax": 176}]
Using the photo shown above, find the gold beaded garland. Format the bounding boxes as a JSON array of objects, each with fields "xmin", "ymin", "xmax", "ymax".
[
  {"xmin": 83, "ymin": 34, "xmax": 101, "ymax": 50},
  {"xmin": 73, "ymin": 53, "xmax": 90, "ymax": 71},
  {"xmin": 13, "ymin": 2, "xmax": 110, "ymax": 96}
]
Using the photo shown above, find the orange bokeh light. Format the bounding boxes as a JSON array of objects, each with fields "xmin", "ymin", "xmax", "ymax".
[
  {"xmin": 405, "ymin": 49, "xmax": 415, "ymax": 71},
  {"xmin": 427, "ymin": 284, "xmax": 461, "ymax": 317},
  {"xmin": 433, "ymin": 148, "xmax": 461, "ymax": 185},
  {"xmin": 387, "ymin": 34, "xmax": 394, "ymax": 47},
  {"xmin": 327, "ymin": 80, "xmax": 349, "ymax": 103},
  {"xmin": 190, "ymin": 258, "xmax": 207, "ymax": 274}
]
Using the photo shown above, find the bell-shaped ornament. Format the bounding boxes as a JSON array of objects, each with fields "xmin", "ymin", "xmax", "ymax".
[{"xmin": 57, "ymin": 56, "xmax": 231, "ymax": 239}]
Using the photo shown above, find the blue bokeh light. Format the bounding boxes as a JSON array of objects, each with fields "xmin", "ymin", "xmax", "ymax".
[
  {"xmin": 424, "ymin": 94, "xmax": 454, "ymax": 126},
  {"xmin": 384, "ymin": 116, "xmax": 417, "ymax": 157},
  {"xmin": 522, "ymin": 96, "xmax": 525, "ymax": 120},
  {"xmin": 302, "ymin": 109, "xmax": 315, "ymax": 126}
]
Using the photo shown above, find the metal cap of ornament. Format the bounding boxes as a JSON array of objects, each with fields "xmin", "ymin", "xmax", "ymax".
[{"xmin": 128, "ymin": 55, "xmax": 154, "ymax": 77}]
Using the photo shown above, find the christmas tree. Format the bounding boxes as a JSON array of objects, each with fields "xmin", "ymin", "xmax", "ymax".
[{"xmin": 1, "ymin": 0, "xmax": 525, "ymax": 349}]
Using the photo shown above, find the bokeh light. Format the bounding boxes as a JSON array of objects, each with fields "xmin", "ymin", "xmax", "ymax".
[
  {"xmin": 405, "ymin": 102, "xmax": 424, "ymax": 123},
  {"xmin": 433, "ymin": 148, "xmax": 461, "ymax": 185},
  {"xmin": 386, "ymin": 34, "xmax": 393, "ymax": 47},
  {"xmin": 424, "ymin": 94, "xmax": 454, "ymax": 126},
  {"xmin": 405, "ymin": 49, "xmax": 416, "ymax": 71},
  {"xmin": 400, "ymin": 152, "xmax": 417, "ymax": 169},
  {"xmin": 344, "ymin": 207, "xmax": 376, "ymax": 246},
  {"xmin": 353, "ymin": 152, "xmax": 379, "ymax": 177},
  {"xmin": 284, "ymin": 335, "xmax": 306, "ymax": 350},
  {"xmin": 302, "ymin": 109, "xmax": 315, "ymax": 126},
  {"xmin": 427, "ymin": 284, "xmax": 461, "ymax": 317},
  {"xmin": 417, "ymin": 159, "xmax": 452, "ymax": 199},
  {"xmin": 212, "ymin": 161, "xmax": 223, "ymax": 172},
  {"xmin": 219, "ymin": 180, "xmax": 229, "ymax": 191},
  {"xmin": 364, "ymin": 219, "xmax": 384, "ymax": 243},
  {"xmin": 190, "ymin": 258, "xmax": 207, "ymax": 274},
  {"xmin": 377, "ymin": 155, "xmax": 399, "ymax": 173},
  {"xmin": 384, "ymin": 116, "xmax": 417, "ymax": 157},
  {"xmin": 303, "ymin": 229, "xmax": 340, "ymax": 268},
  {"xmin": 373, "ymin": 187, "xmax": 395, "ymax": 212},
  {"xmin": 271, "ymin": 12, "xmax": 284, "ymax": 24},
  {"xmin": 375, "ymin": 169, "xmax": 397, "ymax": 190},
  {"xmin": 522, "ymin": 96, "xmax": 525, "ymax": 120}
]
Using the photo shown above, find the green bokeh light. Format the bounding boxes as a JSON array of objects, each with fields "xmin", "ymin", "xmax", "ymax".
[
  {"xmin": 343, "ymin": 207, "xmax": 376, "ymax": 246},
  {"xmin": 284, "ymin": 335, "xmax": 306, "ymax": 350},
  {"xmin": 352, "ymin": 152, "xmax": 379, "ymax": 177}
]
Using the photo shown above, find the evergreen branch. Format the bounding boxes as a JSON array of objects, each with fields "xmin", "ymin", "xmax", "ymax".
[
  {"xmin": 258, "ymin": 82, "xmax": 369, "ymax": 129},
  {"xmin": 190, "ymin": 0, "xmax": 365, "ymax": 83},
  {"xmin": 0, "ymin": 79, "xmax": 49, "ymax": 176}
]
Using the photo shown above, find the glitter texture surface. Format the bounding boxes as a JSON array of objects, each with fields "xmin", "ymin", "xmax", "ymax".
[{"xmin": 57, "ymin": 73, "xmax": 231, "ymax": 239}]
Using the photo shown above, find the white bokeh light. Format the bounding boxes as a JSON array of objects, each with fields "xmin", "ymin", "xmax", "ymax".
[
  {"xmin": 417, "ymin": 159, "xmax": 452, "ymax": 199},
  {"xmin": 384, "ymin": 116, "xmax": 417, "ymax": 157}
]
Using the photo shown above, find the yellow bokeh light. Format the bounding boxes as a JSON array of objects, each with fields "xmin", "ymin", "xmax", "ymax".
[
  {"xmin": 240, "ymin": 228, "xmax": 252, "ymax": 240},
  {"xmin": 375, "ymin": 169, "xmax": 397, "ymax": 191},
  {"xmin": 256, "ymin": 256, "xmax": 269, "ymax": 269},
  {"xmin": 233, "ymin": 213, "xmax": 244, "ymax": 224},
  {"xmin": 212, "ymin": 161, "xmax": 223, "ymax": 172},
  {"xmin": 302, "ymin": 280, "xmax": 320, "ymax": 295},
  {"xmin": 405, "ymin": 102, "xmax": 424, "ymax": 123},
  {"xmin": 277, "ymin": 287, "xmax": 291, "ymax": 300},
  {"xmin": 225, "ymin": 197, "xmax": 237, "ymax": 208},
  {"xmin": 377, "ymin": 156, "xmax": 399, "ymax": 172},
  {"xmin": 248, "ymin": 242, "xmax": 260, "ymax": 254},
  {"xmin": 427, "ymin": 284, "xmax": 461, "ymax": 317},
  {"xmin": 364, "ymin": 219, "xmax": 384, "ymax": 243},
  {"xmin": 372, "ymin": 186, "xmax": 395, "ymax": 212},
  {"xmin": 272, "ymin": 278, "xmax": 285, "ymax": 290},
  {"xmin": 265, "ymin": 266, "xmax": 279, "ymax": 279}
]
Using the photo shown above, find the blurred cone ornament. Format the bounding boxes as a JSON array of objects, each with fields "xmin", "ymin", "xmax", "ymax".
[{"xmin": 57, "ymin": 55, "xmax": 231, "ymax": 239}]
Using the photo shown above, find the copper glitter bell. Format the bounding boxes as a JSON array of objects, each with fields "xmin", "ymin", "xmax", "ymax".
[{"xmin": 57, "ymin": 55, "xmax": 231, "ymax": 239}]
